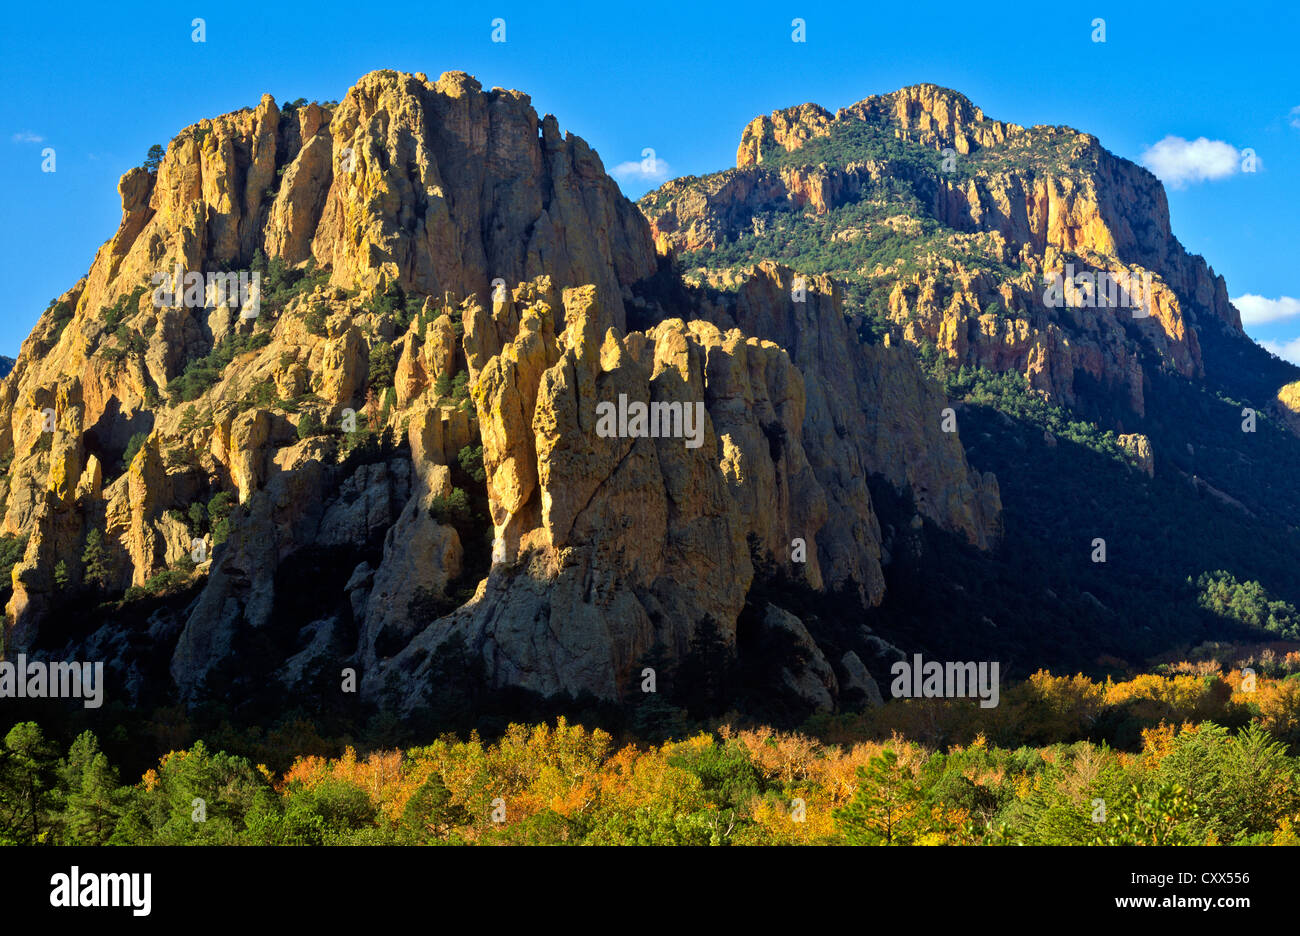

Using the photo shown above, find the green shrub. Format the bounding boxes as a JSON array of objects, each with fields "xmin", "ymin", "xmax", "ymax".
[
  {"xmin": 258, "ymin": 257, "xmax": 330, "ymax": 316},
  {"xmin": 245, "ymin": 380, "xmax": 278, "ymax": 411},
  {"xmin": 303, "ymin": 304, "xmax": 328, "ymax": 337},
  {"xmin": 1090, "ymin": 782, "xmax": 1202, "ymax": 846},
  {"xmin": 124, "ymin": 568, "xmax": 193, "ymax": 602},
  {"xmin": 178, "ymin": 405, "xmax": 202, "ymax": 433},
  {"xmin": 207, "ymin": 492, "xmax": 236, "ymax": 546},
  {"xmin": 0, "ymin": 534, "xmax": 25, "ymax": 601},
  {"xmin": 121, "ymin": 432, "xmax": 149, "ymax": 471},
  {"xmin": 102, "ymin": 285, "xmax": 148, "ymax": 330},
  {"xmin": 429, "ymin": 487, "xmax": 471, "ymax": 526},
  {"xmin": 368, "ymin": 342, "xmax": 396, "ymax": 391},
  {"xmin": 296, "ymin": 410, "xmax": 323, "ymax": 441},
  {"xmin": 167, "ymin": 331, "xmax": 272, "ymax": 404},
  {"xmin": 46, "ymin": 299, "xmax": 75, "ymax": 342},
  {"xmin": 457, "ymin": 444, "xmax": 486, "ymax": 483}
]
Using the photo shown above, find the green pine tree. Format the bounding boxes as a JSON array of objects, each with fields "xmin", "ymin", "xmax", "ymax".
[
  {"xmin": 60, "ymin": 732, "xmax": 126, "ymax": 845},
  {"xmin": 0, "ymin": 722, "xmax": 60, "ymax": 845},
  {"xmin": 833, "ymin": 749, "xmax": 925, "ymax": 845},
  {"xmin": 143, "ymin": 144, "xmax": 165, "ymax": 172},
  {"xmin": 81, "ymin": 528, "xmax": 112, "ymax": 590}
]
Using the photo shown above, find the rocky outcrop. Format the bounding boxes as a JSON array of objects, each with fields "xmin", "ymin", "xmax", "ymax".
[
  {"xmin": 367, "ymin": 266, "xmax": 999, "ymax": 704},
  {"xmin": 1277, "ymin": 382, "xmax": 1300, "ymax": 436},
  {"xmin": 696, "ymin": 262, "xmax": 1001, "ymax": 567},
  {"xmin": 645, "ymin": 162, "xmax": 889, "ymax": 252},
  {"xmin": 378, "ymin": 282, "xmax": 783, "ymax": 701},
  {"xmin": 309, "ymin": 70, "xmax": 655, "ymax": 320},
  {"xmin": 3, "ymin": 69, "xmax": 1005, "ymax": 719},
  {"xmin": 1117, "ymin": 432, "xmax": 1155, "ymax": 477},
  {"xmin": 839, "ymin": 650, "xmax": 884, "ymax": 706},
  {"xmin": 641, "ymin": 83, "xmax": 1243, "ymax": 423},
  {"xmin": 763, "ymin": 603, "xmax": 838, "ymax": 712},
  {"xmin": 883, "ymin": 254, "xmax": 1178, "ymax": 418},
  {"xmin": 838, "ymin": 84, "xmax": 1019, "ymax": 155},
  {"xmin": 319, "ymin": 325, "xmax": 367, "ymax": 409},
  {"xmin": 737, "ymin": 103, "xmax": 835, "ymax": 167},
  {"xmin": 0, "ymin": 67, "xmax": 659, "ymax": 643},
  {"xmin": 736, "ymin": 85, "xmax": 1017, "ymax": 168}
]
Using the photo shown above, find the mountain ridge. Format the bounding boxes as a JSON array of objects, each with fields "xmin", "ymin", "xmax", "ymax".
[
  {"xmin": 0, "ymin": 70, "xmax": 1293, "ymax": 730},
  {"xmin": 637, "ymin": 79, "xmax": 1300, "ymax": 686}
]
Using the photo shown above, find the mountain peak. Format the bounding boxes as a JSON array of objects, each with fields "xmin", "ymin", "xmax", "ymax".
[{"xmin": 737, "ymin": 83, "xmax": 1021, "ymax": 168}]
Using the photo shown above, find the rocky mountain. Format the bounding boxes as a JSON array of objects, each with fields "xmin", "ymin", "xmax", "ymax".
[
  {"xmin": 0, "ymin": 71, "xmax": 1009, "ymax": 724},
  {"xmin": 641, "ymin": 83, "xmax": 1300, "ymax": 677},
  {"xmin": 3, "ymin": 73, "xmax": 1296, "ymax": 732},
  {"xmin": 642, "ymin": 84, "xmax": 1242, "ymax": 420}
]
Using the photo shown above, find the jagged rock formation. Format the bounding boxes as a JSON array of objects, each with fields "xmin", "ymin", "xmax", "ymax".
[
  {"xmin": 1277, "ymin": 382, "xmax": 1300, "ymax": 436},
  {"xmin": 0, "ymin": 68, "xmax": 647, "ymax": 620},
  {"xmin": 376, "ymin": 267, "xmax": 994, "ymax": 704},
  {"xmin": 641, "ymin": 83, "xmax": 1243, "ymax": 425},
  {"xmin": 633, "ymin": 83, "xmax": 1300, "ymax": 689},
  {"xmin": 1117, "ymin": 432, "xmax": 1155, "ymax": 477},
  {"xmin": 0, "ymin": 70, "xmax": 999, "ymax": 716},
  {"xmin": 737, "ymin": 86, "xmax": 1018, "ymax": 168},
  {"xmin": 692, "ymin": 262, "xmax": 1000, "ymax": 564}
]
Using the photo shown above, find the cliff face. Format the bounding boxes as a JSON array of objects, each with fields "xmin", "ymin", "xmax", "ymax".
[
  {"xmin": 693, "ymin": 262, "xmax": 1000, "ymax": 558},
  {"xmin": 0, "ymin": 69, "xmax": 653, "ymax": 646},
  {"xmin": 372, "ymin": 266, "xmax": 1000, "ymax": 703},
  {"xmin": 642, "ymin": 84, "xmax": 1242, "ymax": 421},
  {"xmin": 307, "ymin": 71, "xmax": 656, "ymax": 317},
  {"xmin": 62, "ymin": 70, "xmax": 655, "ymax": 333},
  {"xmin": 0, "ymin": 70, "xmax": 999, "ymax": 714}
]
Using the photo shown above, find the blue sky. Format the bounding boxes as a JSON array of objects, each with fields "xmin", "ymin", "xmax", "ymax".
[{"xmin": 2, "ymin": 1, "xmax": 1298, "ymax": 359}]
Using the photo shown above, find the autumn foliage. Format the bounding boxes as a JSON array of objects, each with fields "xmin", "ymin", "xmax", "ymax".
[{"xmin": 6, "ymin": 660, "xmax": 1300, "ymax": 845}]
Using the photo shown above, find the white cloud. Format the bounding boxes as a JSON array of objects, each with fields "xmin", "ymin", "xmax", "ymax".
[
  {"xmin": 1260, "ymin": 336, "xmax": 1300, "ymax": 365},
  {"xmin": 1290, "ymin": 106, "xmax": 1300, "ymax": 130},
  {"xmin": 1140, "ymin": 135, "xmax": 1242, "ymax": 187},
  {"xmin": 1232, "ymin": 294, "xmax": 1300, "ymax": 326},
  {"xmin": 11, "ymin": 131, "xmax": 44, "ymax": 144},
  {"xmin": 611, "ymin": 157, "xmax": 672, "ymax": 184}
]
